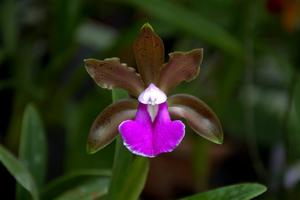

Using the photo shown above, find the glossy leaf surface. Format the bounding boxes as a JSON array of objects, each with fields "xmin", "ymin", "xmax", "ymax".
[
  {"xmin": 41, "ymin": 169, "xmax": 111, "ymax": 200},
  {"xmin": 54, "ymin": 178, "xmax": 109, "ymax": 200},
  {"xmin": 17, "ymin": 104, "xmax": 47, "ymax": 200},
  {"xmin": 0, "ymin": 145, "xmax": 39, "ymax": 200},
  {"xmin": 180, "ymin": 183, "xmax": 267, "ymax": 200},
  {"xmin": 168, "ymin": 94, "xmax": 223, "ymax": 144}
]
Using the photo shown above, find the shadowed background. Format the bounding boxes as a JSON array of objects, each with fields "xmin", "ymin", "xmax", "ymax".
[{"xmin": 1, "ymin": 0, "xmax": 300, "ymax": 199}]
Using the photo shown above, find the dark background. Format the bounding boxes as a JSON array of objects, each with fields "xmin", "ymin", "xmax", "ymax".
[{"xmin": 1, "ymin": 0, "xmax": 300, "ymax": 199}]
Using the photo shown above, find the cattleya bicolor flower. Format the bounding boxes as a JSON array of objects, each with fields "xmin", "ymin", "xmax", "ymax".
[{"xmin": 84, "ymin": 23, "xmax": 223, "ymax": 157}]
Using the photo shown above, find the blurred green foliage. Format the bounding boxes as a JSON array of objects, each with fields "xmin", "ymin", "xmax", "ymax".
[{"xmin": 1, "ymin": 0, "xmax": 300, "ymax": 199}]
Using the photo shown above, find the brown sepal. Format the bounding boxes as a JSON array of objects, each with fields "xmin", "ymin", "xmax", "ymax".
[
  {"xmin": 133, "ymin": 23, "xmax": 164, "ymax": 85},
  {"xmin": 158, "ymin": 49, "xmax": 203, "ymax": 93},
  {"xmin": 85, "ymin": 58, "xmax": 145, "ymax": 98},
  {"xmin": 168, "ymin": 94, "xmax": 223, "ymax": 144},
  {"xmin": 87, "ymin": 99, "xmax": 138, "ymax": 154}
]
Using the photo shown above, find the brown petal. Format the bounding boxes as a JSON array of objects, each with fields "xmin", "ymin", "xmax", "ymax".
[
  {"xmin": 133, "ymin": 23, "xmax": 164, "ymax": 85},
  {"xmin": 87, "ymin": 99, "xmax": 138, "ymax": 154},
  {"xmin": 85, "ymin": 58, "xmax": 145, "ymax": 98},
  {"xmin": 158, "ymin": 49, "xmax": 203, "ymax": 93},
  {"xmin": 168, "ymin": 94, "xmax": 223, "ymax": 144}
]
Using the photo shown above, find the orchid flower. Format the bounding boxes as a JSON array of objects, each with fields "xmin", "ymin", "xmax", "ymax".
[{"xmin": 84, "ymin": 23, "xmax": 223, "ymax": 157}]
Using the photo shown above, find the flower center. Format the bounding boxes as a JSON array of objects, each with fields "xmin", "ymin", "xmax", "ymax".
[
  {"xmin": 138, "ymin": 83, "xmax": 167, "ymax": 122},
  {"xmin": 138, "ymin": 83, "xmax": 167, "ymax": 105}
]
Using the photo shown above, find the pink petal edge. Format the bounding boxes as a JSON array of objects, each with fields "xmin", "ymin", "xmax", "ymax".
[{"xmin": 119, "ymin": 102, "xmax": 185, "ymax": 157}]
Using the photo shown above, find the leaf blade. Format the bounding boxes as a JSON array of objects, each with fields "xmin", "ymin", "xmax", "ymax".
[
  {"xmin": 17, "ymin": 104, "xmax": 47, "ymax": 200},
  {"xmin": 41, "ymin": 169, "xmax": 111, "ymax": 200},
  {"xmin": 180, "ymin": 183, "xmax": 267, "ymax": 200},
  {"xmin": 54, "ymin": 178, "xmax": 110, "ymax": 200},
  {"xmin": 18, "ymin": 104, "xmax": 47, "ymax": 186},
  {"xmin": 0, "ymin": 145, "xmax": 39, "ymax": 200}
]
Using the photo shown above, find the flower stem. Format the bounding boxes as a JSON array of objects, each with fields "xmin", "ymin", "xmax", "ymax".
[
  {"xmin": 107, "ymin": 89, "xmax": 133, "ymax": 199},
  {"xmin": 107, "ymin": 89, "xmax": 149, "ymax": 200}
]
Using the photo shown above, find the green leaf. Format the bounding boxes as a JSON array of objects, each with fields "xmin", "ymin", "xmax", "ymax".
[
  {"xmin": 54, "ymin": 178, "xmax": 110, "ymax": 200},
  {"xmin": 18, "ymin": 104, "xmax": 47, "ymax": 185},
  {"xmin": 180, "ymin": 183, "xmax": 267, "ymax": 200},
  {"xmin": 41, "ymin": 169, "xmax": 111, "ymax": 200},
  {"xmin": 123, "ymin": 0, "xmax": 243, "ymax": 57},
  {"xmin": 17, "ymin": 104, "xmax": 47, "ymax": 200},
  {"xmin": 0, "ymin": 144, "xmax": 39, "ymax": 200},
  {"xmin": 106, "ymin": 89, "xmax": 149, "ymax": 200}
]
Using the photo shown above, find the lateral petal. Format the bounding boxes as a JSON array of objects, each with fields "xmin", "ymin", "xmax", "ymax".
[
  {"xmin": 168, "ymin": 94, "xmax": 223, "ymax": 144},
  {"xmin": 158, "ymin": 49, "xmax": 203, "ymax": 93},
  {"xmin": 85, "ymin": 58, "xmax": 145, "ymax": 97},
  {"xmin": 133, "ymin": 23, "xmax": 164, "ymax": 85},
  {"xmin": 87, "ymin": 99, "xmax": 138, "ymax": 154}
]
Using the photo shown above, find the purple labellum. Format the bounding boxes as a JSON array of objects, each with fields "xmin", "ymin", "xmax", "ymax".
[{"xmin": 119, "ymin": 102, "xmax": 185, "ymax": 157}]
